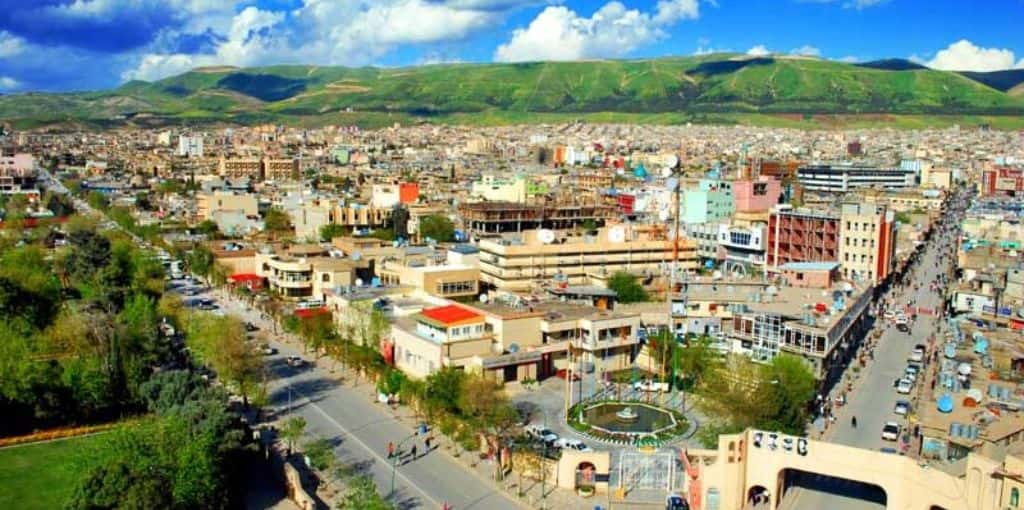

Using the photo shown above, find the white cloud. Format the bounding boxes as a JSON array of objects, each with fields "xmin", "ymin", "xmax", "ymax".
[
  {"xmin": 746, "ymin": 45, "xmax": 771, "ymax": 57},
  {"xmin": 926, "ymin": 39, "xmax": 1021, "ymax": 72},
  {"xmin": 801, "ymin": 0, "xmax": 886, "ymax": 9},
  {"xmin": 790, "ymin": 45, "xmax": 821, "ymax": 57},
  {"xmin": 124, "ymin": 0, "xmax": 500, "ymax": 81},
  {"xmin": 494, "ymin": 0, "xmax": 700, "ymax": 62},
  {"xmin": 0, "ymin": 77, "xmax": 20, "ymax": 90},
  {"xmin": 0, "ymin": 31, "xmax": 25, "ymax": 58}
]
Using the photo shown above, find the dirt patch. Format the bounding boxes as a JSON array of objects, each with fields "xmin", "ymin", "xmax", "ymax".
[{"xmin": 325, "ymin": 82, "xmax": 371, "ymax": 93}]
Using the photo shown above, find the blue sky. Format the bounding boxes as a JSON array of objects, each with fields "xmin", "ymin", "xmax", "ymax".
[{"xmin": 0, "ymin": 0, "xmax": 1021, "ymax": 92}]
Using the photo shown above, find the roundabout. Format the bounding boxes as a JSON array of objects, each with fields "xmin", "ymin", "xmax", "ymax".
[{"xmin": 568, "ymin": 399, "xmax": 689, "ymax": 447}]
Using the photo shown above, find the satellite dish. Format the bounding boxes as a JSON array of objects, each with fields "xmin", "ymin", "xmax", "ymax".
[
  {"xmin": 609, "ymin": 226, "xmax": 626, "ymax": 243},
  {"xmin": 712, "ymin": 270, "xmax": 723, "ymax": 280},
  {"xmin": 665, "ymin": 177, "xmax": 679, "ymax": 192},
  {"xmin": 661, "ymin": 167, "xmax": 673, "ymax": 178},
  {"xmin": 351, "ymin": 251, "xmax": 362, "ymax": 261},
  {"xmin": 658, "ymin": 209, "xmax": 671, "ymax": 222},
  {"xmin": 508, "ymin": 343, "xmax": 520, "ymax": 353},
  {"xmin": 538, "ymin": 229, "xmax": 556, "ymax": 244},
  {"xmin": 665, "ymin": 154, "xmax": 679, "ymax": 168},
  {"xmin": 766, "ymin": 285, "xmax": 778, "ymax": 295},
  {"xmin": 479, "ymin": 293, "xmax": 489, "ymax": 304},
  {"xmin": 355, "ymin": 278, "xmax": 364, "ymax": 286}
]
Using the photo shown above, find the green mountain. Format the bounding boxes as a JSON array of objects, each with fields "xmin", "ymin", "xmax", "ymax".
[{"xmin": 3, "ymin": 54, "xmax": 1024, "ymax": 128}]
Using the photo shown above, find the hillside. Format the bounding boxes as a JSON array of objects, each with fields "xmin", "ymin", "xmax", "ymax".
[{"xmin": 2, "ymin": 54, "xmax": 1023, "ymax": 128}]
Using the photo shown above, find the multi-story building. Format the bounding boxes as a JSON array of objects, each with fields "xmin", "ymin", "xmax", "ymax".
[
  {"xmin": 718, "ymin": 223, "xmax": 767, "ymax": 269},
  {"xmin": 196, "ymin": 191, "xmax": 258, "ymax": 221},
  {"xmin": 219, "ymin": 158, "xmax": 262, "ymax": 179},
  {"xmin": 733, "ymin": 176, "xmax": 781, "ymax": 213},
  {"xmin": 683, "ymin": 179, "xmax": 734, "ymax": 224},
  {"xmin": 477, "ymin": 226, "xmax": 698, "ymax": 293},
  {"xmin": 371, "ymin": 182, "xmax": 419, "ymax": 208},
  {"xmin": 0, "ymin": 153, "xmax": 36, "ymax": 195},
  {"xmin": 177, "ymin": 135, "xmax": 203, "ymax": 157},
  {"xmin": 838, "ymin": 202, "xmax": 895, "ymax": 284},
  {"xmin": 391, "ymin": 304, "xmax": 494, "ymax": 379},
  {"xmin": 767, "ymin": 205, "xmax": 840, "ymax": 268},
  {"xmin": 797, "ymin": 164, "xmax": 917, "ymax": 192},
  {"xmin": 379, "ymin": 259, "xmax": 479, "ymax": 300},
  {"xmin": 263, "ymin": 158, "xmax": 299, "ymax": 181},
  {"xmin": 458, "ymin": 199, "xmax": 615, "ymax": 235},
  {"xmin": 980, "ymin": 167, "xmax": 1024, "ymax": 197}
]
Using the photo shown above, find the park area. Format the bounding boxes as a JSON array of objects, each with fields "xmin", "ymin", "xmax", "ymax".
[{"xmin": 0, "ymin": 433, "xmax": 106, "ymax": 510}]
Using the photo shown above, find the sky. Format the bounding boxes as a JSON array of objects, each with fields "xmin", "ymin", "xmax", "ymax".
[{"xmin": 0, "ymin": 0, "xmax": 1022, "ymax": 93}]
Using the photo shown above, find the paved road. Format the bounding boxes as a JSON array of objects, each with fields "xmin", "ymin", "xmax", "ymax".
[
  {"xmin": 779, "ymin": 193, "xmax": 965, "ymax": 510},
  {"xmin": 219, "ymin": 294, "xmax": 524, "ymax": 510}
]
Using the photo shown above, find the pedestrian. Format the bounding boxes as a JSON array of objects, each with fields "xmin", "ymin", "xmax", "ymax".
[
  {"xmin": 411, "ymin": 444, "xmax": 418, "ymax": 460},
  {"xmin": 387, "ymin": 441, "xmax": 395, "ymax": 459},
  {"xmin": 424, "ymin": 435, "xmax": 432, "ymax": 452}
]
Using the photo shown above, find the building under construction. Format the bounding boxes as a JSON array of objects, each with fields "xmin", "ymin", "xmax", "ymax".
[{"xmin": 458, "ymin": 198, "xmax": 616, "ymax": 235}]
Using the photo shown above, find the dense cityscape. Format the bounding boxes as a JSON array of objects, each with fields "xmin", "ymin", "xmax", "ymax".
[{"xmin": 2, "ymin": 2, "xmax": 1024, "ymax": 510}]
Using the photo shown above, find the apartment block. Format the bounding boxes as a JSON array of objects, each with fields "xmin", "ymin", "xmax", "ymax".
[
  {"xmin": 478, "ymin": 226, "xmax": 698, "ymax": 293},
  {"xmin": 839, "ymin": 202, "xmax": 895, "ymax": 285},
  {"xmin": 767, "ymin": 205, "xmax": 839, "ymax": 268},
  {"xmin": 196, "ymin": 191, "xmax": 258, "ymax": 220},
  {"xmin": 733, "ymin": 176, "xmax": 781, "ymax": 213}
]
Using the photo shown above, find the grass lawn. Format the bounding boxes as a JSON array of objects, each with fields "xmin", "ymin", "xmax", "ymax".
[{"xmin": 0, "ymin": 433, "xmax": 106, "ymax": 510}]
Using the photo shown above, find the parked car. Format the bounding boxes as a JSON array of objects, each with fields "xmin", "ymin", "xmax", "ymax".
[
  {"xmin": 894, "ymin": 400, "xmax": 911, "ymax": 416},
  {"xmin": 244, "ymin": 322, "xmax": 259, "ymax": 332},
  {"xmin": 904, "ymin": 364, "xmax": 920, "ymax": 382},
  {"xmin": 908, "ymin": 349, "xmax": 924, "ymax": 363},
  {"xmin": 896, "ymin": 323, "xmax": 910, "ymax": 333},
  {"xmin": 260, "ymin": 344, "xmax": 278, "ymax": 356},
  {"xmin": 881, "ymin": 422, "xmax": 901, "ymax": 441},
  {"xmin": 896, "ymin": 378, "xmax": 914, "ymax": 394},
  {"xmin": 554, "ymin": 438, "xmax": 592, "ymax": 452},
  {"xmin": 286, "ymin": 356, "xmax": 305, "ymax": 368},
  {"xmin": 633, "ymin": 379, "xmax": 670, "ymax": 392},
  {"xmin": 524, "ymin": 424, "xmax": 559, "ymax": 446}
]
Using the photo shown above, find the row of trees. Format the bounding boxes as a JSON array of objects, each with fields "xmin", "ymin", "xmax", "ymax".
[
  {"xmin": 0, "ymin": 223, "xmax": 174, "ymax": 435},
  {"xmin": 66, "ymin": 370, "xmax": 252, "ymax": 510}
]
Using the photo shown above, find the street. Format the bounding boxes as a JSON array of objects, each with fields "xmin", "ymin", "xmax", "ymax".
[
  {"xmin": 779, "ymin": 192, "xmax": 964, "ymax": 510},
  {"xmin": 219, "ymin": 294, "xmax": 525, "ymax": 510}
]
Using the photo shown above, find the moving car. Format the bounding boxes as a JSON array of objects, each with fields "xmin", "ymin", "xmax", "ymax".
[
  {"xmin": 524, "ymin": 424, "xmax": 559, "ymax": 446},
  {"xmin": 286, "ymin": 356, "xmax": 305, "ymax": 368},
  {"xmin": 260, "ymin": 344, "xmax": 277, "ymax": 356},
  {"xmin": 553, "ymin": 438, "xmax": 592, "ymax": 452},
  {"xmin": 881, "ymin": 422, "xmax": 901, "ymax": 441},
  {"xmin": 894, "ymin": 400, "xmax": 911, "ymax": 416}
]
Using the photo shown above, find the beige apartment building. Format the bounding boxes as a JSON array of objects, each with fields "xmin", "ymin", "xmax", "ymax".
[
  {"xmin": 264, "ymin": 158, "xmax": 299, "ymax": 181},
  {"xmin": 219, "ymin": 158, "xmax": 262, "ymax": 179},
  {"xmin": 379, "ymin": 260, "xmax": 479, "ymax": 300},
  {"xmin": 838, "ymin": 202, "xmax": 895, "ymax": 285},
  {"xmin": 477, "ymin": 226, "xmax": 698, "ymax": 293},
  {"xmin": 196, "ymin": 191, "xmax": 258, "ymax": 220}
]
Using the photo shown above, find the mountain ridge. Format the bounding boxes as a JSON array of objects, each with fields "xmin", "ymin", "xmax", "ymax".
[{"xmin": 3, "ymin": 54, "xmax": 1024, "ymax": 128}]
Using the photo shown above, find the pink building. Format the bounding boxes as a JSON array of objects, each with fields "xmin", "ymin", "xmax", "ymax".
[{"xmin": 733, "ymin": 176, "xmax": 781, "ymax": 213}]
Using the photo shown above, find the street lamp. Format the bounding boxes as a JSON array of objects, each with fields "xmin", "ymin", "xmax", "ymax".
[{"xmin": 389, "ymin": 424, "xmax": 426, "ymax": 496}]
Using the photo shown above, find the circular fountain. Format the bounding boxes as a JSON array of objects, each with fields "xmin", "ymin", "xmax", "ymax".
[{"xmin": 616, "ymin": 406, "xmax": 639, "ymax": 422}]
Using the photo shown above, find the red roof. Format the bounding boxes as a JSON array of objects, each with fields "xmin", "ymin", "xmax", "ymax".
[
  {"xmin": 419, "ymin": 305, "xmax": 481, "ymax": 326},
  {"xmin": 294, "ymin": 307, "xmax": 328, "ymax": 319},
  {"xmin": 229, "ymin": 273, "xmax": 262, "ymax": 283}
]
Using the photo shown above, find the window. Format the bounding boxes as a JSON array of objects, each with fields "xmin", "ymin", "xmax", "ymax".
[
  {"xmin": 1011, "ymin": 487, "xmax": 1020, "ymax": 507},
  {"xmin": 322, "ymin": 273, "xmax": 330, "ymax": 282},
  {"xmin": 437, "ymin": 280, "xmax": 475, "ymax": 295},
  {"xmin": 796, "ymin": 272, "xmax": 804, "ymax": 280}
]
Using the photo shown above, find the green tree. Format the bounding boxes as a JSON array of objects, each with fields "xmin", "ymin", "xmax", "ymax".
[
  {"xmin": 337, "ymin": 475, "xmax": 393, "ymax": 510},
  {"xmin": 282, "ymin": 416, "xmax": 307, "ymax": 453},
  {"xmin": 423, "ymin": 367, "xmax": 465, "ymax": 417},
  {"xmin": 86, "ymin": 191, "xmax": 109, "ymax": 211},
  {"xmin": 185, "ymin": 315, "xmax": 262, "ymax": 406},
  {"xmin": 758, "ymin": 354, "xmax": 817, "ymax": 435},
  {"xmin": 419, "ymin": 215, "xmax": 455, "ymax": 242},
  {"xmin": 187, "ymin": 246, "xmax": 215, "ymax": 283},
  {"xmin": 675, "ymin": 335, "xmax": 722, "ymax": 389},
  {"xmin": 65, "ymin": 230, "xmax": 112, "ymax": 284},
  {"xmin": 319, "ymin": 223, "xmax": 348, "ymax": 242},
  {"xmin": 607, "ymin": 271, "xmax": 648, "ymax": 303},
  {"xmin": 263, "ymin": 207, "xmax": 291, "ymax": 235},
  {"xmin": 195, "ymin": 220, "xmax": 220, "ymax": 238}
]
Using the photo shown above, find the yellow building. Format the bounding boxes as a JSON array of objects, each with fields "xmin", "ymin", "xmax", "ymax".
[
  {"xmin": 196, "ymin": 191, "xmax": 258, "ymax": 221},
  {"xmin": 478, "ymin": 226, "xmax": 698, "ymax": 293}
]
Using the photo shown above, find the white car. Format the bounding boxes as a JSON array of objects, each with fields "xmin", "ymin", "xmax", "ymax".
[
  {"xmin": 554, "ymin": 438, "xmax": 592, "ymax": 452},
  {"xmin": 286, "ymin": 356, "xmax": 305, "ymax": 368},
  {"xmin": 894, "ymin": 400, "xmax": 911, "ymax": 416},
  {"xmin": 908, "ymin": 350, "xmax": 924, "ymax": 363},
  {"xmin": 633, "ymin": 380, "xmax": 670, "ymax": 393},
  {"xmin": 881, "ymin": 422, "xmax": 901, "ymax": 441},
  {"xmin": 524, "ymin": 424, "xmax": 559, "ymax": 445},
  {"xmin": 896, "ymin": 377, "xmax": 914, "ymax": 394}
]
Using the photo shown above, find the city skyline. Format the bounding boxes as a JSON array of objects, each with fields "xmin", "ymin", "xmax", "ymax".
[{"xmin": 0, "ymin": 0, "xmax": 1023, "ymax": 93}]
